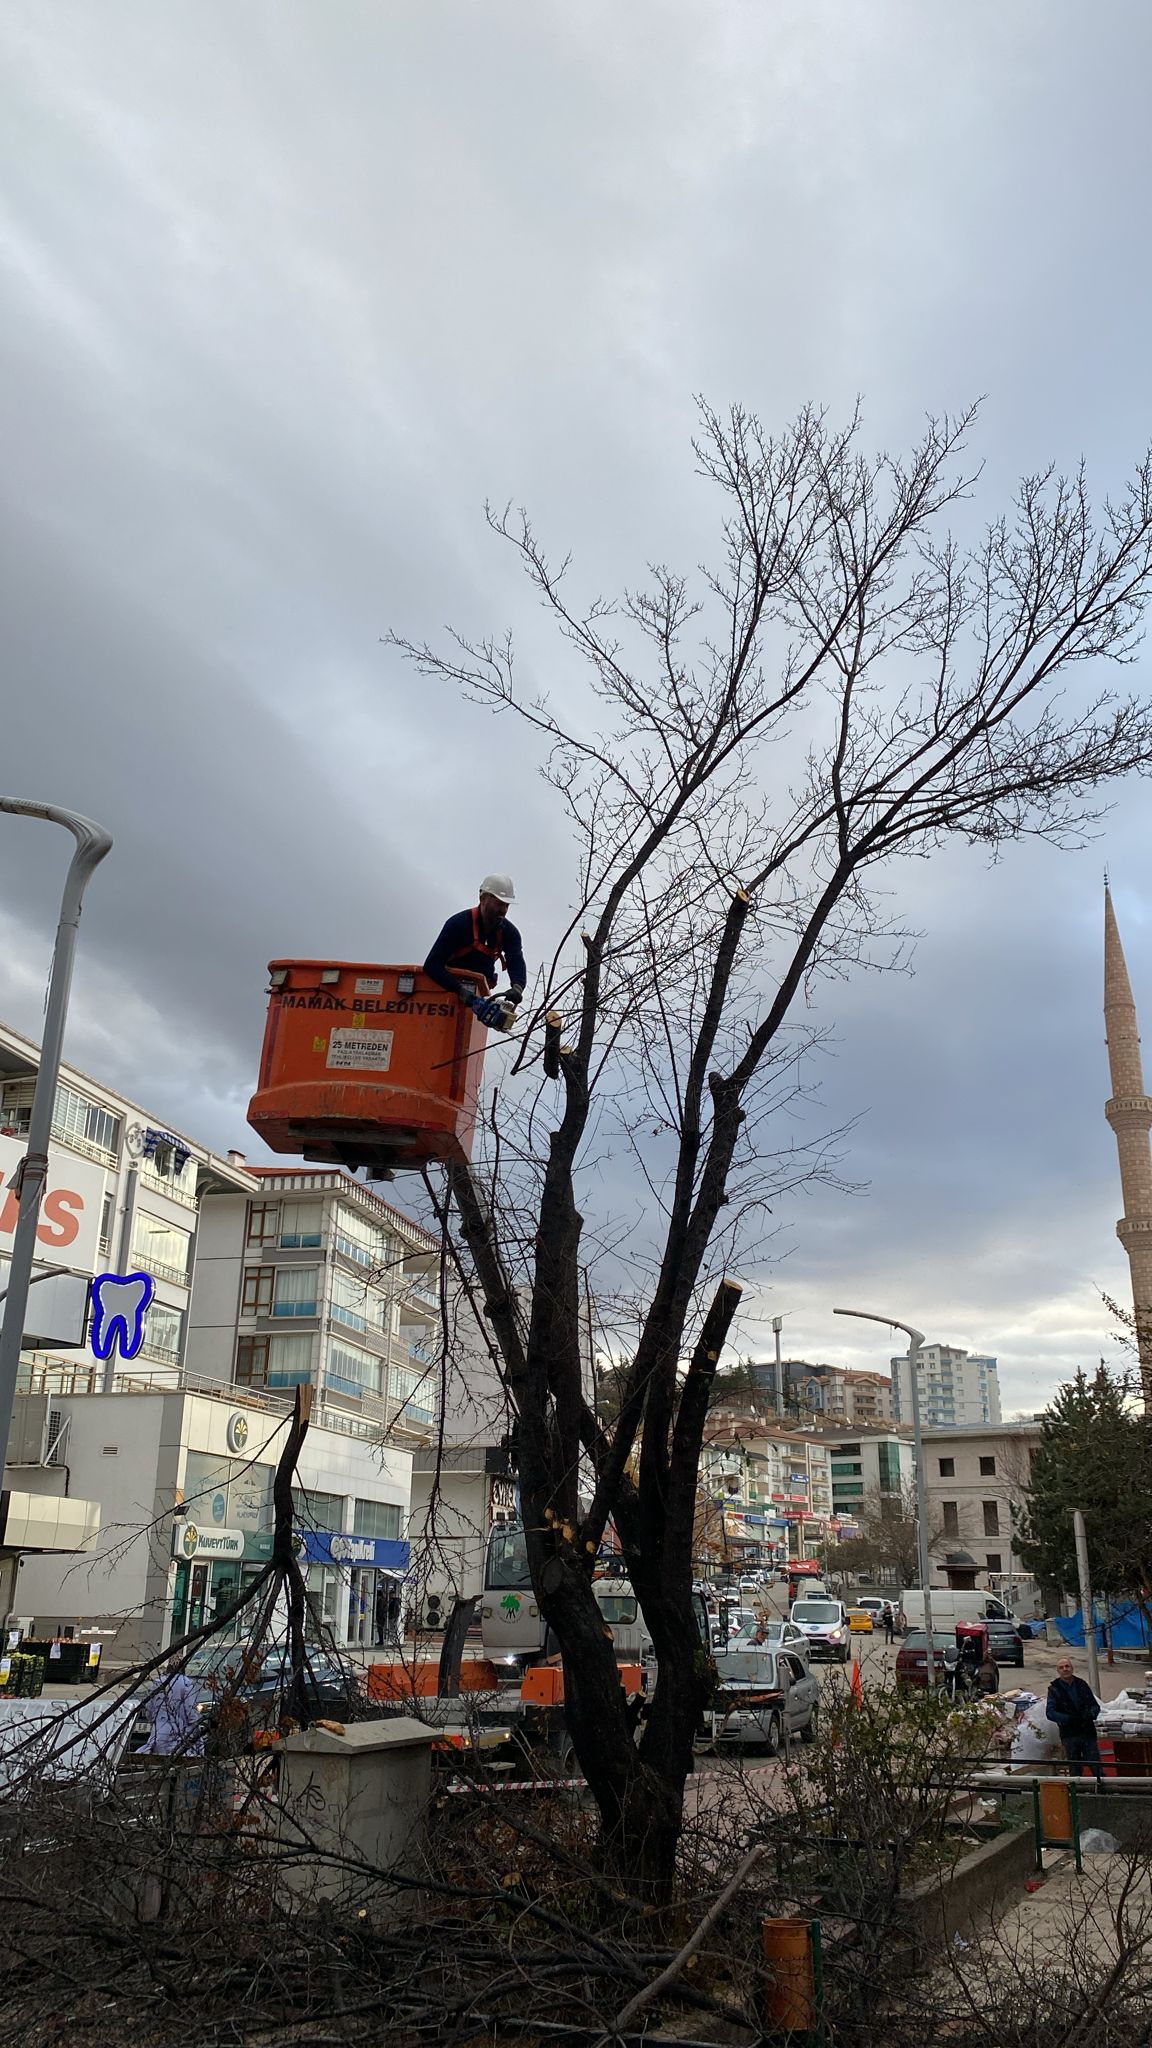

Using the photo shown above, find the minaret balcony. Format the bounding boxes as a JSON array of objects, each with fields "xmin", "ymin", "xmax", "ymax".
[{"xmin": 1105, "ymin": 1095, "xmax": 1152, "ymax": 1129}]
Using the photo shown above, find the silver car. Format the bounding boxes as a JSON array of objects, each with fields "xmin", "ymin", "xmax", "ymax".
[
  {"xmin": 704, "ymin": 1646, "xmax": 820, "ymax": 1753},
  {"xmin": 731, "ymin": 1617, "xmax": 810, "ymax": 1662}
]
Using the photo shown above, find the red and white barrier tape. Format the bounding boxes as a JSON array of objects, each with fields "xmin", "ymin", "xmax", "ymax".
[{"xmin": 445, "ymin": 1775, "xmax": 587, "ymax": 1794}]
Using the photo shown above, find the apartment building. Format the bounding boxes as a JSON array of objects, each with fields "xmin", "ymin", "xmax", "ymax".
[
  {"xmin": 747, "ymin": 1359, "xmax": 891, "ymax": 1424},
  {"xmin": 890, "ymin": 1343, "xmax": 1002, "ymax": 1428},
  {"xmin": 186, "ymin": 1167, "xmax": 440, "ymax": 1443},
  {"xmin": 821, "ymin": 1430, "xmax": 915, "ymax": 1531},
  {"xmin": 0, "ymin": 1019, "xmax": 257, "ymax": 1381},
  {"xmin": 702, "ymin": 1417, "xmax": 832, "ymax": 1563},
  {"xmin": 922, "ymin": 1421, "xmax": 1042, "ymax": 1615}
]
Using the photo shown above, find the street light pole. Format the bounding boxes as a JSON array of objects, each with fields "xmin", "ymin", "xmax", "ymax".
[
  {"xmin": 0, "ymin": 799, "xmax": 112, "ymax": 1468},
  {"xmin": 1072, "ymin": 1508, "xmax": 1102, "ymax": 1697},
  {"xmin": 834, "ymin": 1308, "xmax": 935, "ymax": 1657},
  {"xmin": 771, "ymin": 1315, "xmax": 784, "ymax": 1415}
]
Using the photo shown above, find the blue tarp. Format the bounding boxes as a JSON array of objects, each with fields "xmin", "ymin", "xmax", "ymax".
[{"xmin": 1054, "ymin": 1599, "xmax": 1152, "ymax": 1649}]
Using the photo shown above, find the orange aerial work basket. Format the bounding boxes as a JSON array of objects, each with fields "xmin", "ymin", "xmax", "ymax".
[{"xmin": 247, "ymin": 960, "xmax": 489, "ymax": 1176}]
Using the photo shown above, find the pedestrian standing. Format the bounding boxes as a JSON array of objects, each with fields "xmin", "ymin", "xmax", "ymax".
[
  {"xmin": 374, "ymin": 1581, "xmax": 389, "ymax": 1647},
  {"xmin": 883, "ymin": 1604, "xmax": 896, "ymax": 1646},
  {"xmin": 1047, "ymin": 1659, "xmax": 1103, "ymax": 1778}
]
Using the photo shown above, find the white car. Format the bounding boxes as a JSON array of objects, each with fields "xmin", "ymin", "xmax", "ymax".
[
  {"xmin": 705, "ymin": 1646, "xmax": 820, "ymax": 1752},
  {"xmin": 789, "ymin": 1597, "xmax": 851, "ymax": 1663},
  {"xmin": 732, "ymin": 1617, "xmax": 810, "ymax": 1662}
]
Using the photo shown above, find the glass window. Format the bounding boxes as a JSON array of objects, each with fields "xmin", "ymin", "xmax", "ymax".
[
  {"xmin": 100, "ymin": 1191, "xmax": 115, "ymax": 1255},
  {"xmin": 595, "ymin": 1593, "xmax": 637, "ymax": 1625},
  {"xmin": 326, "ymin": 1336, "xmax": 382, "ymax": 1398},
  {"xmin": 273, "ymin": 1265, "xmax": 319, "ymax": 1317},
  {"xmin": 142, "ymin": 1300, "xmax": 183, "ymax": 1363},
  {"xmin": 353, "ymin": 1497, "xmax": 402, "ymax": 1540},
  {"xmin": 236, "ymin": 1332, "xmax": 312, "ymax": 1388},
  {"xmin": 832, "ymin": 1481, "xmax": 864, "ymax": 1496},
  {"xmin": 330, "ymin": 1268, "xmax": 377, "ymax": 1332},
  {"xmin": 297, "ymin": 1488, "xmax": 344, "ymax": 1532},
  {"xmin": 942, "ymin": 1501, "xmax": 960, "ymax": 1536},
  {"xmin": 830, "ymin": 1461, "xmax": 862, "ymax": 1476},
  {"xmin": 986, "ymin": 1552, "xmax": 1003, "ymax": 1573},
  {"xmin": 241, "ymin": 1267, "xmax": 274, "ymax": 1317},
  {"xmin": 938, "ymin": 1457, "xmax": 955, "ymax": 1477},
  {"xmin": 332, "ymin": 1203, "xmax": 384, "ymax": 1268},
  {"xmin": 280, "ymin": 1199, "xmax": 322, "ymax": 1249},
  {"xmin": 53, "ymin": 1082, "xmax": 121, "ymax": 1157},
  {"xmin": 184, "ymin": 1451, "xmax": 274, "ymax": 1531},
  {"xmin": 485, "ymin": 1523, "xmax": 530, "ymax": 1590},
  {"xmin": 979, "ymin": 1455, "xmax": 996, "ymax": 1476},
  {"xmin": 982, "ymin": 1500, "xmax": 1000, "ymax": 1537},
  {"xmin": 389, "ymin": 1363, "xmax": 436, "ymax": 1424},
  {"xmin": 247, "ymin": 1202, "xmax": 280, "ymax": 1246},
  {"xmin": 131, "ymin": 1212, "xmax": 192, "ymax": 1281}
]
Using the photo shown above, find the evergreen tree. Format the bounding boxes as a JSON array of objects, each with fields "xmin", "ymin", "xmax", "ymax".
[{"xmin": 1018, "ymin": 1367, "xmax": 1152, "ymax": 1602}]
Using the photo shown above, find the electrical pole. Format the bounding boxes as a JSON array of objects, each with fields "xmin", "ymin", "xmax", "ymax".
[
  {"xmin": 1073, "ymin": 1508, "xmax": 1101, "ymax": 1696},
  {"xmin": 771, "ymin": 1315, "xmax": 784, "ymax": 1416}
]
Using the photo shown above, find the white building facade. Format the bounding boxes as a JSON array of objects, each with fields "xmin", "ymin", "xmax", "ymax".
[
  {"xmin": 186, "ymin": 1166, "xmax": 440, "ymax": 1443},
  {"xmin": 8, "ymin": 1378, "xmax": 413, "ymax": 1657},
  {"xmin": 889, "ymin": 1343, "xmax": 1002, "ymax": 1428},
  {"xmin": 922, "ymin": 1421, "xmax": 1042, "ymax": 1617}
]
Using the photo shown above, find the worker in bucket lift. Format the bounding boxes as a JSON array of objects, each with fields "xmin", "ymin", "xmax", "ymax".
[{"xmin": 424, "ymin": 874, "xmax": 527, "ymax": 1032}]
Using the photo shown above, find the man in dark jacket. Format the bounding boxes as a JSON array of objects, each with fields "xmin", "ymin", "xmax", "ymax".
[
  {"xmin": 1047, "ymin": 1659, "xmax": 1102, "ymax": 1778},
  {"xmin": 424, "ymin": 875, "xmax": 527, "ymax": 1031}
]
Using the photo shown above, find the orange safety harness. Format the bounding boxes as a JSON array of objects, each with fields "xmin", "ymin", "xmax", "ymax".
[{"xmin": 446, "ymin": 905, "xmax": 508, "ymax": 980}]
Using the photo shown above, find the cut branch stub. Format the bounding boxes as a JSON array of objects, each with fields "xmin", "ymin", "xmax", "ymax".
[{"xmin": 543, "ymin": 1010, "xmax": 564, "ymax": 1080}]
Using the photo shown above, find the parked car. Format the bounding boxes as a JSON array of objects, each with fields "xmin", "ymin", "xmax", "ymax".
[
  {"xmin": 731, "ymin": 1617, "xmax": 810, "ymax": 1662},
  {"xmin": 789, "ymin": 1598, "xmax": 850, "ymax": 1663},
  {"xmin": 894, "ymin": 1630, "xmax": 961, "ymax": 1690},
  {"xmin": 726, "ymin": 1606, "xmax": 760, "ymax": 1639},
  {"xmin": 185, "ymin": 1638, "xmax": 362, "ymax": 1731},
  {"xmin": 984, "ymin": 1618, "xmax": 1026, "ymax": 1668},
  {"xmin": 705, "ymin": 1646, "xmax": 820, "ymax": 1752}
]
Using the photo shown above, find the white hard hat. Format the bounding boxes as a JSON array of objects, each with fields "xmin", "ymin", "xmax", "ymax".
[{"xmin": 479, "ymin": 873, "xmax": 516, "ymax": 904}]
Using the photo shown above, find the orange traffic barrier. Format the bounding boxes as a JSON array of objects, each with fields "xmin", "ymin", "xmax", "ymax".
[
  {"xmin": 366, "ymin": 1659, "xmax": 502, "ymax": 1701},
  {"xmin": 850, "ymin": 1658, "xmax": 863, "ymax": 1704},
  {"xmin": 1098, "ymin": 1734, "xmax": 1118, "ymax": 1779},
  {"xmin": 248, "ymin": 961, "xmax": 489, "ymax": 1171}
]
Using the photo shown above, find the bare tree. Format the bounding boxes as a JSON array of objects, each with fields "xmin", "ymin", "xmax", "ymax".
[{"xmin": 391, "ymin": 398, "xmax": 1152, "ymax": 1890}]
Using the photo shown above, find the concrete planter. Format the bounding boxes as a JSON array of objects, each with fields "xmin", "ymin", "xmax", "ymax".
[{"xmin": 898, "ymin": 1824, "xmax": 1035, "ymax": 1954}]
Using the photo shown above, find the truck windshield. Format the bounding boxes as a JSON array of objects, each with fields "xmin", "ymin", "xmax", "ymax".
[
  {"xmin": 595, "ymin": 1593, "xmax": 638, "ymax": 1625},
  {"xmin": 485, "ymin": 1524, "xmax": 531, "ymax": 1591}
]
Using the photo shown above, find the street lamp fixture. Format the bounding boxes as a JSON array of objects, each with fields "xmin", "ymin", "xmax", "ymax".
[{"xmin": 834, "ymin": 1307, "xmax": 936, "ymax": 1661}]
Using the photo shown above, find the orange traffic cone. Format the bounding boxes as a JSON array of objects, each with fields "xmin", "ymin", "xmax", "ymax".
[{"xmin": 850, "ymin": 1658, "xmax": 863, "ymax": 1705}]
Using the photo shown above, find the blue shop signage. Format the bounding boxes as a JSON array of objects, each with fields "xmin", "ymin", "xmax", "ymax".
[{"xmin": 301, "ymin": 1530, "xmax": 410, "ymax": 1572}]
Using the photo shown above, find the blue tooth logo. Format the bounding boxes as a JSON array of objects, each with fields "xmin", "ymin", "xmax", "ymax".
[{"xmin": 90, "ymin": 1271, "xmax": 155, "ymax": 1362}]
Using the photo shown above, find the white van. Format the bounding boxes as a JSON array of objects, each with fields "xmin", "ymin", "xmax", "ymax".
[{"xmin": 900, "ymin": 1590, "xmax": 1016, "ymax": 1629}]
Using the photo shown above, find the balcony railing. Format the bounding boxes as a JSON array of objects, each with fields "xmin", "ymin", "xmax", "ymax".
[{"xmin": 132, "ymin": 1253, "xmax": 191, "ymax": 1289}]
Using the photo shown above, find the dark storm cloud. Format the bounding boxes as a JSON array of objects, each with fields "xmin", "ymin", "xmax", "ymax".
[{"xmin": 2, "ymin": 0, "xmax": 1152, "ymax": 1410}]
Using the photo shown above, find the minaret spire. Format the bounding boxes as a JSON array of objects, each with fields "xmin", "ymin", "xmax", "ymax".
[{"xmin": 1104, "ymin": 884, "xmax": 1152, "ymax": 1403}]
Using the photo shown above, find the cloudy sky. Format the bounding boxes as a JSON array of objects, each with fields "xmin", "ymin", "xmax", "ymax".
[{"xmin": 2, "ymin": 1, "xmax": 1150, "ymax": 1415}]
